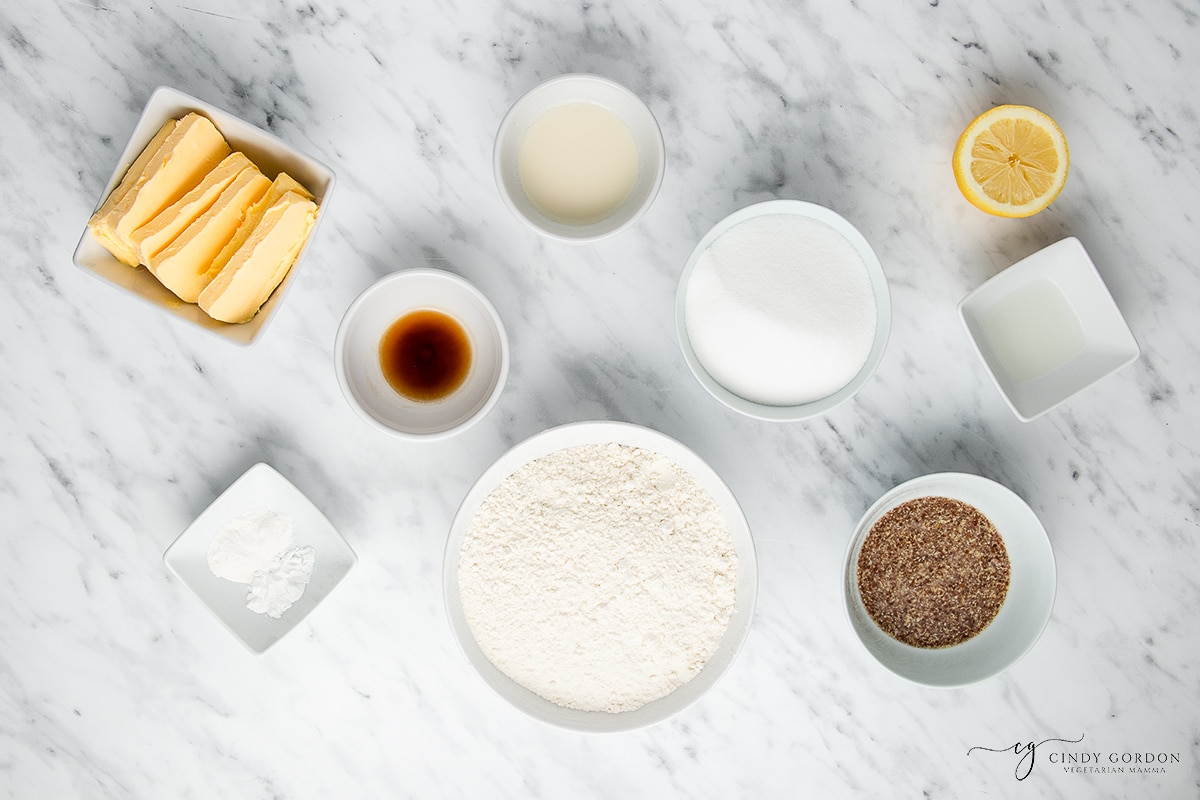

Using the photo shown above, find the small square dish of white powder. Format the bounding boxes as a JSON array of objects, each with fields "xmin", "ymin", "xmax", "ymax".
[
  {"xmin": 444, "ymin": 422, "xmax": 758, "ymax": 731},
  {"xmin": 164, "ymin": 462, "xmax": 357, "ymax": 654}
]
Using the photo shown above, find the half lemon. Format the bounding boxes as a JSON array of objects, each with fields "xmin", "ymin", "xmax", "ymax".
[{"xmin": 953, "ymin": 105, "xmax": 1069, "ymax": 218}]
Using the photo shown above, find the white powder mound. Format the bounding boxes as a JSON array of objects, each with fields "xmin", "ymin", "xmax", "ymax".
[
  {"xmin": 246, "ymin": 545, "xmax": 316, "ymax": 619},
  {"xmin": 458, "ymin": 442, "xmax": 738, "ymax": 714},
  {"xmin": 685, "ymin": 213, "xmax": 877, "ymax": 406},
  {"xmin": 206, "ymin": 508, "xmax": 295, "ymax": 583}
]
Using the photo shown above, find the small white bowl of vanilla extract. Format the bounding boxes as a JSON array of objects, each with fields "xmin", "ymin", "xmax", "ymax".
[{"xmin": 335, "ymin": 269, "xmax": 509, "ymax": 439}]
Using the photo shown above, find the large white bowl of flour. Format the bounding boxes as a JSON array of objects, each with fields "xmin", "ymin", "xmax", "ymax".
[
  {"xmin": 676, "ymin": 199, "xmax": 891, "ymax": 420},
  {"xmin": 443, "ymin": 421, "xmax": 757, "ymax": 731}
]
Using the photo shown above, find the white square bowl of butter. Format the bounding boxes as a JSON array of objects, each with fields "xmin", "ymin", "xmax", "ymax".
[
  {"xmin": 73, "ymin": 85, "xmax": 335, "ymax": 345},
  {"xmin": 163, "ymin": 462, "xmax": 357, "ymax": 654},
  {"xmin": 959, "ymin": 237, "xmax": 1140, "ymax": 421}
]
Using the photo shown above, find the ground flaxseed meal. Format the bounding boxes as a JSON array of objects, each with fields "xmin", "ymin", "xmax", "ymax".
[{"xmin": 856, "ymin": 495, "xmax": 1010, "ymax": 649}]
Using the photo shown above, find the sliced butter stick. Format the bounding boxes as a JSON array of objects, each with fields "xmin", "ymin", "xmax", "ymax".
[
  {"xmin": 99, "ymin": 113, "xmax": 231, "ymax": 266},
  {"xmin": 198, "ymin": 190, "xmax": 318, "ymax": 324},
  {"xmin": 132, "ymin": 151, "xmax": 254, "ymax": 265},
  {"xmin": 87, "ymin": 118, "xmax": 178, "ymax": 263},
  {"xmin": 150, "ymin": 167, "xmax": 271, "ymax": 303},
  {"xmin": 207, "ymin": 171, "xmax": 313, "ymax": 279}
]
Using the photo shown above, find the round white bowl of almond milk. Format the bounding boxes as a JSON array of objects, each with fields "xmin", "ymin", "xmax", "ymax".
[{"xmin": 494, "ymin": 74, "xmax": 666, "ymax": 243}]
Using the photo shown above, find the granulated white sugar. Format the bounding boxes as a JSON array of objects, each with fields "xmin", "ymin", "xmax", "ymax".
[
  {"xmin": 684, "ymin": 213, "xmax": 877, "ymax": 406},
  {"xmin": 458, "ymin": 442, "xmax": 737, "ymax": 714}
]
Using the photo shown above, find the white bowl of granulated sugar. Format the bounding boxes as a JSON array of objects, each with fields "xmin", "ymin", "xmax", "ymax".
[
  {"xmin": 443, "ymin": 421, "xmax": 757, "ymax": 732},
  {"xmin": 676, "ymin": 199, "xmax": 891, "ymax": 420}
]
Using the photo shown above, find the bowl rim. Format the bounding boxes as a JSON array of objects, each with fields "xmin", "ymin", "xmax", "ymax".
[
  {"xmin": 841, "ymin": 471, "xmax": 1057, "ymax": 687},
  {"xmin": 333, "ymin": 268, "xmax": 509, "ymax": 441},
  {"xmin": 675, "ymin": 199, "xmax": 892, "ymax": 420},
  {"xmin": 442, "ymin": 420, "xmax": 758, "ymax": 731},
  {"xmin": 492, "ymin": 72, "xmax": 666, "ymax": 244}
]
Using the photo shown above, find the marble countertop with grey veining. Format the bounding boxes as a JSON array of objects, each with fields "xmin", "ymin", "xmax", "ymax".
[{"xmin": 2, "ymin": 1, "xmax": 1197, "ymax": 797}]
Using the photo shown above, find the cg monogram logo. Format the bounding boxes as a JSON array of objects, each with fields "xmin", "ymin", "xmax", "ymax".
[{"xmin": 968, "ymin": 734, "xmax": 1086, "ymax": 780}]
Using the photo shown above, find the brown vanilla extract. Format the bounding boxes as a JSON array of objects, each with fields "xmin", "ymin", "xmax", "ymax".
[{"xmin": 379, "ymin": 309, "xmax": 471, "ymax": 401}]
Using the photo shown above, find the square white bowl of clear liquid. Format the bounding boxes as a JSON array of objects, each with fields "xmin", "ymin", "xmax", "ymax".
[{"xmin": 959, "ymin": 237, "xmax": 1140, "ymax": 422}]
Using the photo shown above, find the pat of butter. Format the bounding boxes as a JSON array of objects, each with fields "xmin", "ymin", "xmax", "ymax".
[
  {"xmin": 208, "ymin": 172, "xmax": 313, "ymax": 279},
  {"xmin": 132, "ymin": 151, "xmax": 253, "ymax": 264},
  {"xmin": 198, "ymin": 190, "xmax": 318, "ymax": 324},
  {"xmin": 87, "ymin": 118, "xmax": 178, "ymax": 263},
  {"xmin": 95, "ymin": 113, "xmax": 230, "ymax": 266},
  {"xmin": 150, "ymin": 166, "xmax": 271, "ymax": 302}
]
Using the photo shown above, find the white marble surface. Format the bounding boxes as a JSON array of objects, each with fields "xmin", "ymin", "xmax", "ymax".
[{"xmin": 2, "ymin": 0, "xmax": 1197, "ymax": 797}]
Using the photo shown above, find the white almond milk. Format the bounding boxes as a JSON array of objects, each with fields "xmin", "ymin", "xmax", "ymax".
[
  {"xmin": 517, "ymin": 101, "xmax": 639, "ymax": 224},
  {"xmin": 981, "ymin": 279, "xmax": 1086, "ymax": 382}
]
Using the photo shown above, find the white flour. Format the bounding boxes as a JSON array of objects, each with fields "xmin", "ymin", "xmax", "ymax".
[
  {"xmin": 684, "ymin": 213, "xmax": 877, "ymax": 405},
  {"xmin": 207, "ymin": 509, "xmax": 315, "ymax": 618},
  {"xmin": 458, "ymin": 442, "xmax": 737, "ymax": 713}
]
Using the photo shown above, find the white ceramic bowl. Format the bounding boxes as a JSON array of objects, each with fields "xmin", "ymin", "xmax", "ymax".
[
  {"xmin": 493, "ymin": 74, "xmax": 665, "ymax": 243},
  {"xmin": 443, "ymin": 421, "xmax": 758, "ymax": 731},
  {"xmin": 73, "ymin": 85, "xmax": 336, "ymax": 346},
  {"xmin": 334, "ymin": 269, "xmax": 508, "ymax": 439},
  {"xmin": 959, "ymin": 236, "xmax": 1140, "ymax": 422},
  {"xmin": 676, "ymin": 199, "xmax": 892, "ymax": 421},
  {"xmin": 163, "ymin": 462, "xmax": 357, "ymax": 653},
  {"xmin": 842, "ymin": 472, "xmax": 1056, "ymax": 687}
]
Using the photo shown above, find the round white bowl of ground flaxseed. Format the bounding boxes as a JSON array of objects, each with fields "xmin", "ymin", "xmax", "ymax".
[
  {"xmin": 842, "ymin": 472, "xmax": 1056, "ymax": 688},
  {"xmin": 443, "ymin": 421, "xmax": 757, "ymax": 731}
]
